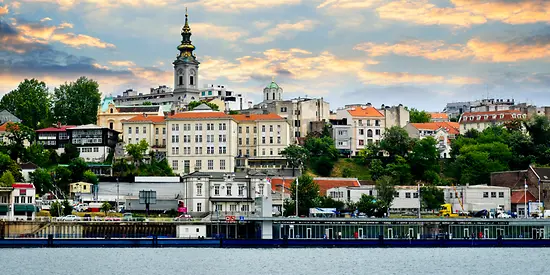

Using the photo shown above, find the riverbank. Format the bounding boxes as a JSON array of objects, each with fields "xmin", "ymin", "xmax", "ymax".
[{"xmin": 3, "ymin": 237, "xmax": 550, "ymax": 248}]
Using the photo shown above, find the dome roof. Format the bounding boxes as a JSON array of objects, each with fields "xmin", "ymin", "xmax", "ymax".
[{"xmin": 266, "ymin": 81, "xmax": 279, "ymax": 89}]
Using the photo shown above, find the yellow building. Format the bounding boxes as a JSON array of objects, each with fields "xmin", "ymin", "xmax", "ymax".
[
  {"xmin": 97, "ymin": 96, "xmax": 164, "ymax": 135},
  {"xmin": 231, "ymin": 113, "xmax": 291, "ymax": 169},
  {"xmin": 69, "ymin": 182, "xmax": 93, "ymax": 194},
  {"xmin": 121, "ymin": 114, "xmax": 167, "ymax": 153}
]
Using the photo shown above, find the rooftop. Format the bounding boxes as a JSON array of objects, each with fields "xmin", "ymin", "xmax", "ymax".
[
  {"xmin": 123, "ymin": 114, "xmax": 166, "ymax": 124},
  {"xmin": 266, "ymin": 81, "xmax": 279, "ymax": 89},
  {"xmin": 533, "ymin": 167, "xmax": 550, "ymax": 182},
  {"xmin": 116, "ymin": 106, "xmax": 162, "ymax": 113},
  {"xmin": 410, "ymin": 122, "xmax": 460, "ymax": 135},
  {"xmin": 270, "ymin": 177, "xmax": 361, "ymax": 196},
  {"xmin": 230, "ymin": 113, "xmax": 284, "ymax": 121},
  {"xmin": 36, "ymin": 125, "xmax": 77, "ymax": 132},
  {"xmin": 347, "ymin": 106, "xmax": 384, "ymax": 118},
  {"xmin": 168, "ymin": 111, "xmax": 229, "ymax": 120},
  {"xmin": 430, "ymin": 112, "xmax": 448, "ymax": 119},
  {"xmin": 511, "ymin": 190, "xmax": 537, "ymax": 204},
  {"xmin": 459, "ymin": 110, "xmax": 524, "ymax": 124}
]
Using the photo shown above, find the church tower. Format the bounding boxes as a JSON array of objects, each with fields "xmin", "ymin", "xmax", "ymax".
[
  {"xmin": 173, "ymin": 9, "xmax": 200, "ymax": 102},
  {"xmin": 263, "ymin": 76, "xmax": 283, "ymax": 102}
]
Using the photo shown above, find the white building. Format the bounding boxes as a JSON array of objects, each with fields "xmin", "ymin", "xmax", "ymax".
[
  {"xmin": 200, "ymin": 84, "xmax": 242, "ymax": 111},
  {"xmin": 68, "ymin": 124, "xmax": 120, "ymax": 163},
  {"xmin": 165, "ymin": 104, "xmax": 238, "ymax": 175},
  {"xmin": 0, "ymin": 183, "xmax": 37, "ymax": 221},
  {"xmin": 458, "ymin": 110, "xmax": 526, "ymax": 134},
  {"xmin": 404, "ymin": 122, "xmax": 460, "ymax": 158}
]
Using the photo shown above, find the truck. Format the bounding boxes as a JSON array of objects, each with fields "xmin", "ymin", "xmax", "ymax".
[{"xmin": 439, "ymin": 204, "xmax": 459, "ymax": 217}]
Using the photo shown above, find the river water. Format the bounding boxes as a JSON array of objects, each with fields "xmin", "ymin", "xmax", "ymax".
[{"xmin": 1, "ymin": 248, "xmax": 548, "ymax": 274}]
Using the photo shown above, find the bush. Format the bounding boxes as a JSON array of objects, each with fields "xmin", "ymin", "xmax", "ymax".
[{"xmin": 311, "ymin": 156, "xmax": 335, "ymax": 177}]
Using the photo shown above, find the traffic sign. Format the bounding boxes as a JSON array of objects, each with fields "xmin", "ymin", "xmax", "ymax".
[{"xmin": 239, "ymin": 216, "xmax": 245, "ymax": 221}]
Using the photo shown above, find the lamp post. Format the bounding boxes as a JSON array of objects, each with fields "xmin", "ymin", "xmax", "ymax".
[
  {"xmin": 295, "ymin": 177, "xmax": 299, "ymax": 217},
  {"xmin": 281, "ymin": 177, "xmax": 285, "ymax": 216},
  {"xmin": 525, "ymin": 179, "xmax": 528, "ymax": 219}
]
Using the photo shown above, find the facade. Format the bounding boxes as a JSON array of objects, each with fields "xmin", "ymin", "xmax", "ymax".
[
  {"xmin": 404, "ymin": 122, "xmax": 460, "ymax": 158},
  {"xmin": 0, "ymin": 183, "xmax": 37, "ymax": 221},
  {"xmin": 200, "ymin": 84, "xmax": 242, "ymax": 111},
  {"xmin": 231, "ymin": 114, "xmax": 291, "ymax": 171},
  {"xmin": 113, "ymin": 86, "xmax": 175, "ymax": 111},
  {"xmin": 67, "ymin": 124, "xmax": 119, "ymax": 162},
  {"xmin": 97, "ymin": 96, "xmax": 164, "ymax": 135},
  {"xmin": 491, "ymin": 166, "xmax": 550, "ymax": 210},
  {"xmin": 334, "ymin": 106, "xmax": 385, "ymax": 156},
  {"xmin": 20, "ymin": 163, "xmax": 38, "ymax": 182},
  {"xmin": 35, "ymin": 124, "xmax": 76, "ymax": 154},
  {"xmin": 458, "ymin": 110, "xmax": 525, "ymax": 134},
  {"xmin": 122, "ymin": 114, "xmax": 167, "ymax": 154},
  {"xmin": 443, "ymin": 101, "xmax": 472, "ymax": 120},
  {"xmin": 165, "ymin": 104, "xmax": 237, "ymax": 175}
]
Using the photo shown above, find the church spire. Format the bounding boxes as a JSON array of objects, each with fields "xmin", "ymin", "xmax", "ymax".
[{"xmin": 177, "ymin": 8, "xmax": 196, "ymax": 59}]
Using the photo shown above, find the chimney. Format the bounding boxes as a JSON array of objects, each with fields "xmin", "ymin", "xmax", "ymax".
[
  {"xmin": 171, "ymin": 110, "xmax": 175, "ymax": 116},
  {"xmin": 57, "ymin": 121, "xmax": 61, "ymax": 128},
  {"xmin": 143, "ymin": 113, "xmax": 148, "ymax": 118}
]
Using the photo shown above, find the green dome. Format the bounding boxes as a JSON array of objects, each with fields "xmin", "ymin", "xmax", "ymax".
[{"xmin": 266, "ymin": 81, "xmax": 279, "ymax": 89}]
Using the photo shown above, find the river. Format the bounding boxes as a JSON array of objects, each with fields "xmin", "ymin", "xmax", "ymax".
[{"xmin": 1, "ymin": 248, "xmax": 548, "ymax": 274}]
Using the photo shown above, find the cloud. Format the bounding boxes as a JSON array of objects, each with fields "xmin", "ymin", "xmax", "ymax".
[
  {"xmin": 317, "ymin": 0, "xmax": 381, "ymax": 9},
  {"xmin": 354, "ymin": 36, "xmax": 550, "ymax": 62},
  {"xmin": 20, "ymin": 0, "xmax": 177, "ymax": 10},
  {"xmin": 192, "ymin": 23, "xmax": 248, "ymax": 42},
  {"xmin": 109, "ymin": 60, "xmax": 136, "ymax": 67},
  {"xmin": 40, "ymin": 17, "xmax": 52, "ymax": 22},
  {"xmin": 253, "ymin": 21, "xmax": 271, "ymax": 30},
  {"xmin": 376, "ymin": 0, "xmax": 550, "ymax": 27},
  {"xmin": 195, "ymin": 0, "xmax": 301, "ymax": 12},
  {"xmin": 0, "ymin": 5, "xmax": 8, "ymax": 15},
  {"xmin": 357, "ymin": 70, "xmax": 481, "ymax": 85},
  {"xmin": 246, "ymin": 20, "xmax": 318, "ymax": 44},
  {"xmin": 13, "ymin": 19, "xmax": 115, "ymax": 49},
  {"xmin": 376, "ymin": 0, "xmax": 487, "ymax": 27}
]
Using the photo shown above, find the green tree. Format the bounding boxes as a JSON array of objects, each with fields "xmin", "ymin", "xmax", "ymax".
[
  {"xmin": 0, "ymin": 153, "xmax": 23, "ymax": 182},
  {"xmin": 68, "ymin": 158, "xmax": 88, "ymax": 182},
  {"xmin": 50, "ymin": 201, "xmax": 62, "ymax": 217},
  {"xmin": 24, "ymin": 143, "xmax": 51, "ymax": 168},
  {"xmin": 409, "ymin": 108, "xmax": 431, "ymax": 123},
  {"xmin": 62, "ymin": 200, "xmax": 73, "ymax": 216},
  {"xmin": 420, "ymin": 185, "xmax": 445, "ymax": 211},
  {"xmin": 375, "ymin": 175, "xmax": 396, "ymax": 214},
  {"xmin": 369, "ymin": 159, "xmax": 387, "ymax": 181},
  {"xmin": 356, "ymin": 194, "xmax": 380, "ymax": 217},
  {"xmin": 281, "ymin": 144, "xmax": 308, "ymax": 176},
  {"xmin": 30, "ymin": 168, "xmax": 53, "ymax": 195},
  {"xmin": 83, "ymin": 170, "xmax": 98, "ymax": 185},
  {"xmin": 317, "ymin": 196, "xmax": 345, "ymax": 210},
  {"xmin": 0, "ymin": 171, "xmax": 15, "ymax": 187},
  {"xmin": 142, "ymin": 101, "xmax": 153, "ymax": 105},
  {"xmin": 408, "ymin": 137, "xmax": 439, "ymax": 182},
  {"xmin": 0, "ymin": 79, "xmax": 52, "ymax": 129},
  {"xmin": 53, "ymin": 76, "xmax": 101, "ymax": 125},
  {"xmin": 380, "ymin": 126, "xmax": 413, "ymax": 157},
  {"xmin": 126, "ymin": 139, "xmax": 149, "ymax": 165},
  {"xmin": 101, "ymin": 201, "xmax": 112, "ymax": 215},
  {"xmin": 53, "ymin": 166, "xmax": 72, "ymax": 195},
  {"xmin": 187, "ymin": 101, "xmax": 219, "ymax": 111},
  {"xmin": 387, "ymin": 156, "xmax": 413, "ymax": 185},
  {"xmin": 59, "ymin": 144, "xmax": 80, "ymax": 164},
  {"xmin": 228, "ymin": 110, "xmax": 239, "ymax": 115},
  {"xmin": 304, "ymin": 136, "xmax": 339, "ymax": 160},
  {"xmin": 289, "ymin": 175, "xmax": 320, "ymax": 216},
  {"xmin": 5, "ymin": 122, "xmax": 35, "ymax": 161}
]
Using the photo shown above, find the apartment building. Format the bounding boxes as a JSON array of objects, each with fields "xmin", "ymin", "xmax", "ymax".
[
  {"xmin": 404, "ymin": 122, "xmax": 460, "ymax": 158},
  {"xmin": 458, "ymin": 110, "xmax": 525, "ymax": 134},
  {"xmin": 35, "ymin": 124, "xmax": 76, "ymax": 155},
  {"xmin": 67, "ymin": 124, "xmax": 119, "ymax": 162},
  {"xmin": 231, "ymin": 114, "xmax": 291, "ymax": 170},
  {"xmin": 122, "ymin": 114, "xmax": 167, "ymax": 154},
  {"xmin": 165, "ymin": 104, "xmax": 237, "ymax": 175},
  {"xmin": 97, "ymin": 96, "xmax": 164, "ymax": 135},
  {"xmin": 333, "ymin": 106, "xmax": 385, "ymax": 156}
]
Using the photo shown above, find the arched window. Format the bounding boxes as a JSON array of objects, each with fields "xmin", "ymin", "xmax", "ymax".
[
  {"xmin": 109, "ymin": 122, "xmax": 114, "ymax": 130},
  {"xmin": 367, "ymin": 129, "xmax": 373, "ymax": 137},
  {"xmin": 190, "ymin": 76, "xmax": 194, "ymax": 86},
  {"xmin": 266, "ymin": 93, "xmax": 269, "ymax": 100},
  {"xmin": 110, "ymin": 108, "xmax": 113, "ymax": 114},
  {"xmin": 273, "ymin": 93, "xmax": 275, "ymax": 100},
  {"xmin": 179, "ymin": 76, "xmax": 183, "ymax": 86}
]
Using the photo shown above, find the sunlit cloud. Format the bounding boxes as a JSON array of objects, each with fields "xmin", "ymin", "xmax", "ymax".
[
  {"xmin": 317, "ymin": 0, "xmax": 382, "ymax": 9},
  {"xmin": 192, "ymin": 23, "xmax": 248, "ymax": 42},
  {"xmin": 0, "ymin": 5, "xmax": 9, "ymax": 15},
  {"xmin": 108, "ymin": 61, "xmax": 136, "ymax": 67},
  {"xmin": 357, "ymin": 70, "xmax": 479, "ymax": 85},
  {"xmin": 195, "ymin": 0, "xmax": 302, "ymax": 12},
  {"xmin": 246, "ymin": 20, "xmax": 318, "ymax": 44}
]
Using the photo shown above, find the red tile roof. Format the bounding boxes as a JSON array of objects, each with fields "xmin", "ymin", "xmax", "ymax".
[
  {"xmin": 511, "ymin": 190, "xmax": 537, "ymax": 204},
  {"xmin": 231, "ymin": 113, "xmax": 284, "ymax": 121},
  {"xmin": 430, "ymin": 113, "xmax": 448, "ymax": 119},
  {"xmin": 410, "ymin": 122, "xmax": 459, "ymax": 135},
  {"xmin": 123, "ymin": 114, "xmax": 165, "ymax": 123},
  {"xmin": 347, "ymin": 106, "xmax": 384, "ymax": 118},
  {"xmin": 12, "ymin": 183, "xmax": 34, "ymax": 189},
  {"xmin": 459, "ymin": 110, "xmax": 524, "ymax": 124},
  {"xmin": 36, "ymin": 125, "xmax": 77, "ymax": 132},
  {"xmin": 168, "ymin": 112, "xmax": 229, "ymax": 119},
  {"xmin": 270, "ymin": 177, "xmax": 361, "ymax": 196},
  {"xmin": 0, "ymin": 122, "xmax": 8, "ymax": 132}
]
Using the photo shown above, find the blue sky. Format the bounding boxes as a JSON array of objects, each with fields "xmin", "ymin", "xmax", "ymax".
[{"xmin": 0, "ymin": 0, "xmax": 549, "ymax": 111}]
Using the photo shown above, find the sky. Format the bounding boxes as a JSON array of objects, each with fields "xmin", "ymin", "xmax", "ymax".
[{"xmin": 0, "ymin": 0, "xmax": 549, "ymax": 112}]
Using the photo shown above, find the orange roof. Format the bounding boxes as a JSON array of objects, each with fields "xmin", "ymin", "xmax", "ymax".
[
  {"xmin": 270, "ymin": 177, "xmax": 360, "ymax": 196},
  {"xmin": 511, "ymin": 190, "xmax": 537, "ymax": 204},
  {"xmin": 168, "ymin": 112, "xmax": 229, "ymax": 119},
  {"xmin": 347, "ymin": 107, "xmax": 384, "ymax": 118},
  {"xmin": 124, "ymin": 114, "xmax": 165, "ymax": 123},
  {"xmin": 459, "ymin": 110, "xmax": 524, "ymax": 124},
  {"xmin": 231, "ymin": 113, "xmax": 284, "ymax": 121},
  {"xmin": 410, "ymin": 122, "xmax": 459, "ymax": 135},
  {"xmin": 430, "ymin": 112, "xmax": 448, "ymax": 119},
  {"xmin": 0, "ymin": 122, "xmax": 18, "ymax": 132}
]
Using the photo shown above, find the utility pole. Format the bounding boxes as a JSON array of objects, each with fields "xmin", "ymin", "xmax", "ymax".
[
  {"xmin": 417, "ymin": 183, "xmax": 421, "ymax": 219},
  {"xmin": 116, "ymin": 177, "xmax": 120, "ymax": 212},
  {"xmin": 525, "ymin": 179, "xmax": 528, "ymax": 219},
  {"xmin": 295, "ymin": 177, "xmax": 299, "ymax": 217}
]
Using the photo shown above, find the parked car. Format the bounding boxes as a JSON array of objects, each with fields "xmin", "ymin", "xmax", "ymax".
[
  {"xmin": 61, "ymin": 215, "xmax": 81, "ymax": 221},
  {"xmin": 174, "ymin": 214, "xmax": 192, "ymax": 221},
  {"xmin": 122, "ymin": 213, "xmax": 133, "ymax": 221},
  {"xmin": 105, "ymin": 216, "xmax": 121, "ymax": 221},
  {"xmin": 83, "ymin": 214, "xmax": 92, "ymax": 221}
]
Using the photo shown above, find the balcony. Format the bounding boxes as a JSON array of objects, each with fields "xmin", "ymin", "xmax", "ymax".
[{"xmin": 152, "ymin": 145, "xmax": 167, "ymax": 149}]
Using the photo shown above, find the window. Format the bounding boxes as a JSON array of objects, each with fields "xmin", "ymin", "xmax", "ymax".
[
  {"xmin": 208, "ymin": 160, "xmax": 214, "ymax": 170},
  {"xmin": 93, "ymin": 147, "xmax": 99, "ymax": 152},
  {"xmin": 270, "ymin": 149, "xmax": 273, "ymax": 155},
  {"xmin": 184, "ymin": 160, "xmax": 190, "ymax": 173},
  {"xmin": 375, "ymin": 129, "xmax": 381, "ymax": 135},
  {"xmin": 14, "ymin": 196, "xmax": 19, "ymax": 204},
  {"xmin": 246, "ymin": 138, "xmax": 249, "ymax": 145},
  {"xmin": 195, "ymin": 135, "xmax": 202, "ymax": 142},
  {"xmin": 156, "ymin": 128, "xmax": 159, "ymax": 135},
  {"xmin": 254, "ymin": 138, "xmax": 257, "ymax": 145},
  {"xmin": 239, "ymin": 138, "xmax": 242, "ymax": 145},
  {"xmin": 269, "ymin": 125, "xmax": 273, "ymax": 132},
  {"xmin": 277, "ymin": 137, "xmax": 281, "ymax": 144},
  {"xmin": 254, "ymin": 127, "xmax": 257, "ymax": 133},
  {"xmin": 394, "ymin": 192, "xmax": 399, "ymax": 198},
  {"xmin": 483, "ymin": 192, "xmax": 489, "ymax": 198},
  {"xmin": 270, "ymin": 137, "xmax": 273, "ymax": 144},
  {"xmin": 375, "ymin": 120, "xmax": 380, "ymax": 126},
  {"xmin": 246, "ymin": 127, "xmax": 250, "ymax": 133},
  {"xmin": 190, "ymin": 75, "xmax": 194, "ymax": 85},
  {"xmin": 195, "ymin": 123, "xmax": 202, "ymax": 131},
  {"xmin": 218, "ymin": 146, "xmax": 227, "ymax": 154},
  {"xmin": 238, "ymin": 185, "xmax": 244, "ymax": 196},
  {"xmin": 262, "ymin": 149, "xmax": 266, "ymax": 155},
  {"xmin": 195, "ymin": 147, "xmax": 202, "ymax": 154},
  {"xmin": 163, "ymin": 128, "xmax": 166, "ymax": 135},
  {"xmin": 218, "ymin": 123, "xmax": 226, "ymax": 131},
  {"xmin": 195, "ymin": 160, "xmax": 202, "ymax": 170},
  {"xmin": 143, "ymin": 127, "xmax": 146, "ymax": 134},
  {"xmin": 499, "ymin": 192, "xmax": 504, "ymax": 198},
  {"xmin": 207, "ymin": 123, "xmax": 214, "ymax": 131},
  {"xmin": 179, "ymin": 75, "xmax": 183, "ymax": 86},
  {"xmin": 239, "ymin": 126, "xmax": 242, "ymax": 133},
  {"xmin": 413, "ymin": 192, "xmax": 419, "ymax": 198},
  {"xmin": 196, "ymin": 203, "xmax": 202, "ymax": 212},
  {"xmin": 406, "ymin": 192, "xmax": 411, "ymax": 198},
  {"xmin": 207, "ymin": 135, "xmax": 214, "ymax": 143},
  {"xmin": 215, "ymin": 204, "xmax": 223, "ymax": 211},
  {"xmin": 220, "ymin": 160, "xmax": 226, "ymax": 170},
  {"xmin": 359, "ymin": 129, "xmax": 364, "ymax": 135},
  {"xmin": 214, "ymin": 185, "xmax": 220, "ymax": 196},
  {"xmin": 259, "ymin": 184, "xmax": 264, "ymax": 195},
  {"xmin": 491, "ymin": 192, "xmax": 497, "ymax": 198},
  {"xmin": 262, "ymin": 125, "xmax": 266, "ymax": 132},
  {"xmin": 262, "ymin": 137, "xmax": 266, "ymax": 144},
  {"xmin": 367, "ymin": 129, "xmax": 373, "ymax": 137},
  {"xmin": 196, "ymin": 183, "xmax": 202, "ymax": 196},
  {"xmin": 136, "ymin": 127, "xmax": 139, "ymax": 134},
  {"xmin": 359, "ymin": 140, "xmax": 364, "ymax": 146},
  {"xmin": 281, "ymin": 107, "xmax": 287, "ymax": 112},
  {"xmin": 241, "ymin": 205, "xmax": 249, "ymax": 212},
  {"xmin": 230, "ymin": 204, "xmax": 237, "ymax": 212},
  {"xmin": 109, "ymin": 122, "xmax": 113, "ymax": 130},
  {"xmin": 227, "ymin": 185, "xmax": 232, "ymax": 196},
  {"xmin": 172, "ymin": 160, "xmax": 178, "ymax": 170}
]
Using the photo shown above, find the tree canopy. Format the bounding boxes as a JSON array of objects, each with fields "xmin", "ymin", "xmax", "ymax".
[
  {"xmin": 409, "ymin": 108, "xmax": 431, "ymax": 123},
  {"xmin": 0, "ymin": 79, "xmax": 52, "ymax": 129},
  {"xmin": 187, "ymin": 101, "xmax": 220, "ymax": 111},
  {"xmin": 280, "ymin": 144, "xmax": 308, "ymax": 176},
  {"xmin": 126, "ymin": 139, "xmax": 149, "ymax": 164},
  {"xmin": 289, "ymin": 175, "xmax": 320, "ymax": 216},
  {"xmin": 53, "ymin": 77, "xmax": 101, "ymax": 125}
]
